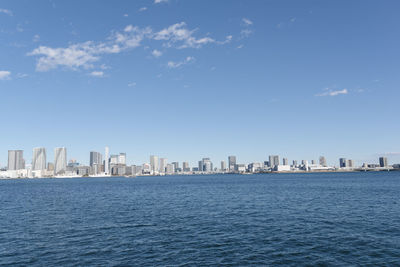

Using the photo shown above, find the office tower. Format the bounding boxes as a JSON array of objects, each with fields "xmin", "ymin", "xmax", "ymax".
[
  {"xmin": 200, "ymin": 158, "xmax": 212, "ymax": 172},
  {"xmin": 319, "ymin": 156, "xmax": 327, "ymax": 167},
  {"xmin": 172, "ymin": 162, "xmax": 179, "ymax": 172},
  {"xmin": 166, "ymin": 164, "xmax": 175, "ymax": 174},
  {"xmin": 150, "ymin": 155, "xmax": 159, "ymax": 174},
  {"xmin": 159, "ymin": 158, "xmax": 167, "ymax": 173},
  {"xmin": 269, "ymin": 155, "xmax": 279, "ymax": 168},
  {"xmin": 339, "ymin": 158, "xmax": 347, "ymax": 168},
  {"xmin": 198, "ymin": 160, "xmax": 203, "ymax": 171},
  {"xmin": 110, "ymin": 155, "xmax": 119, "ymax": 164},
  {"xmin": 54, "ymin": 147, "xmax": 67, "ymax": 175},
  {"xmin": 228, "ymin": 156, "xmax": 236, "ymax": 171},
  {"xmin": 90, "ymin": 151, "xmax": 103, "ymax": 167},
  {"xmin": 221, "ymin": 160, "xmax": 227, "ymax": 171},
  {"xmin": 105, "ymin": 146, "xmax": 109, "ymax": 174},
  {"xmin": 379, "ymin": 157, "xmax": 388, "ymax": 167},
  {"xmin": 32, "ymin": 147, "xmax": 46, "ymax": 170},
  {"xmin": 119, "ymin": 153, "xmax": 126, "ymax": 165},
  {"xmin": 311, "ymin": 160, "xmax": 316, "ymax": 165},
  {"xmin": 293, "ymin": 160, "xmax": 298, "ymax": 166},
  {"xmin": 283, "ymin": 158, "xmax": 289, "ymax": 165},
  {"xmin": 182, "ymin": 161, "xmax": 190, "ymax": 172},
  {"xmin": 347, "ymin": 159, "xmax": 354, "ymax": 168},
  {"xmin": 7, "ymin": 150, "xmax": 24, "ymax": 170}
]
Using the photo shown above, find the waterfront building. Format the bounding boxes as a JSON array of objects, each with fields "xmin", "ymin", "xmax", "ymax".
[
  {"xmin": 339, "ymin": 158, "xmax": 347, "ymax": 168},
  {"xmin": 347, "ymin": 159, "xmax": 354, "ymax": 168},
  {"xmin": 47, "ymin": 162, "xmax": 54, "ymax": 171},
  {"xmin": 54, "ymin": 147, "xmax": 67, "ymax": 175},
  {"xmin": 110, "ymin": 155, "xmax": 119, "ymax": 164},
  {"xmin": 379, "ymin": 157, "xmax": 388, "ymax": 167},
  {"xmin": 105, "ymin": 147, "xmax": 109, "ymax": 174},
  {"xmin": 228, "ymin": 156, "xmax": 236, "ymax": 171},
  {"xmin": 150, "ymin": 155, "xmax": 159, "ymax": 174},
  {"xmin": 119, "ymin": 153, "xmax": 126, "ymax": 165},
  {"xmin": 269, "ymin": 155, "xmax": 279, "ymax": 168},
  {"xmin": 32, "ymin": 147, "xmax": 46, "ymax": 170},
  {"xmin": 172, "ymin": 162, "xmax": 179, "ymax": 172},
  {"xmin": 159, "ymin": 158, "xmax": 167, "ymax": 173},
  {"xmin": 221, "ymin": 160, "xmax": 227, "ymax": 171},
  {"xmin": 182, "ymin": 161, "xmax": 190, "ymax": 172},
  {"xmin": 319, "ymin": 156, "xmax": 327, "ymax": 167},
  {"xmin": 142, "ymin": 163, "xmax": 151, "ymax": 174},
  {"xmin": 311, "ymin": 160, "xmax": 316, "ymax": 165},
  {"xmin": 198, "ymin": 161, "xmax": 203, "ymax": 171},
  {"xmin": 7, "ymin": 150, "xmax": 24, "ymax": 170},
  {"xmin": 166, "ymin": 163, "xmax": 175, "ymax": 174},
  {"xmin": 283, "ymin": 158, "xmax": 289, "ymax": 166},
  {"xmin": 234, "ymin": 164, "xmax": 246, "ymax": 173},
  {"xmin": 293, "ymin": 160, "xmax": 298, "ymax": 166},
  {"xmin": 90, "ymin": 151, "xmax": 103, "ymax": 167}
]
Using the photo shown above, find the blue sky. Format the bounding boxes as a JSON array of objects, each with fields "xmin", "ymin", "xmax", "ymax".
[{"xmin": 1, "ymin": 0, "xmax": 399, "ymax": 167}]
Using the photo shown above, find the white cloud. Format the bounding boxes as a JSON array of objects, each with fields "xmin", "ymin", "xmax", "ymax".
[
  {"xmin": 242, "ymin": 18, "xmax": 253, "ymax": 26},
  {"xmin": 123, "ymin": 14, "xmax": 128, "ymax": 17},
  {"xmin": 154, "ymin": 0, "xmax": 168, "ymax": 3},
  {"xmin": 29, "ymin": 22, "xmax": 230, "ymax": 71},
  {"xmin": 236, "ymin": 44, "xmax": 244, "ymax": 49},
  {"xmin": 33, "ymin": 34, "xmax": 40, "ymax": 42},
  {"xmin": 89, "ymin": 71, "xmax": 104, "ymax": 77},
  {"xmin": 240, "ymin": 29, "xmax": 252, "ymax": 38},
  {"xmin": 290, "ymin": 17, "xmax": 297, "ymax": 23},
  {"xmin": 167, "ymin": 56, "xmax": 194, "ymax": 68},
  {"xmin": 152, "ymin": 49, "xmax": 162, "ymax": 57},
  {"xmin": 316, "ymin": 88, "xmax": 348, "ymax": 97},
  {"xmin": 128, "ymin": 82, "xmax": 136, "ymax": 87},
  {"xmin": 154, "ymin": 22, "xmax": 219, "ymax": 48},
  {"xmin": 139, "ymin": 7, "xmax": 147, "ymax": 12},
  {"xmin": 0, "ymin": 71, "xmax": 11, "ymax": 80},
  {"xmin": 0, "ymin": 8, "xmax": 12, "ymax": 16}
]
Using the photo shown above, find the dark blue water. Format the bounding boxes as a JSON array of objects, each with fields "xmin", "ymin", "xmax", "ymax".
[{"xmin": 1, "ymin": 172, "xmax": 400, "ymax": 266}]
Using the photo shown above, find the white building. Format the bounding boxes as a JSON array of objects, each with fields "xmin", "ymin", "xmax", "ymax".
[
  {"xmin": 8, "ymin": 150, "xmax": 24, "ymax": 170},
  {"xmin": 159, "ymin": 158, "xmax": 167, "ymax": 173},
  {"xmin": 32, "ymin": 147, "xmax": 46, "ymax": 170},
  {"xmin": 54, "ymin": 147, "xmax": 67, "ymax": 175},
  {"xmin": 150, "ymin": 155, "xmax": 159, "ymax": 174}
]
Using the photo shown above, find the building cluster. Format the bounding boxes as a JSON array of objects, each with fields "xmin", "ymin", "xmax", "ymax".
[{"xmin": 0, "ymin": 146, "xmax": 397, "ymax": 179}]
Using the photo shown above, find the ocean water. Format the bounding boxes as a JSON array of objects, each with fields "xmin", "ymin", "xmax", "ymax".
[{"xmin": 1, "ymin": 172, "xmax": 400, "ymax": 266}]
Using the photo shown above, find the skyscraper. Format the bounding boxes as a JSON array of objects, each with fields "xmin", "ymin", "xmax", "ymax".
[
  {"xmin": 159, "ymin": 158, "xmax": 168, "ymax": 173},
  {"xmin": 54, "ymin": 147, "xmax": 67, "ymax": 175},
  {"xmin": 32, "ymin": 147, "xmax": 46, "ymax": 170},
  {"xmin": 379, "ymin": 157, "xmax": 388, "ymax": 167},
  {"xmin": 283, "ymin": 158, "xmax": 289, "ymax": 165},
  {"xmin": 339, "ymin": 158, "xmax": 347, "ymax": 168},
  {"xmin": 182, "ymin": 161, "xmax": 190, "ymax": 172},
  {"xmin": 90, "ymin": 151, "xmax": 103, "ymax": 167},
  {"xmin": 269, "ymin": 155, "xmax": 279, "ymax": 168},
  {"xmin": 105, "ymin": 146, "xmax": 109, "ymax": 174},
  {"xmin": 150, "ymin": 155, "xmax": 159, "ymax": 174},
  {"xmin": 119, "ymin": 153, "xmax": 126, "ymax": 165},
  {"xmin": 319, "ymin": 156, "xmax": 327, "ymax": 167},
  {"xmin": 172, "ymin": 162, "xmax": 179, "ymax": 172},
  {"xmin": 221, "ymin": 160, "xmax": 227, "ymax": 171},
  {"xmin": 7, "ymin": 150, "xmax": 24, "ymax": 170},
  {"xmin": 228, "ymin": 156, "xmax": 236, "ymax": 171}
]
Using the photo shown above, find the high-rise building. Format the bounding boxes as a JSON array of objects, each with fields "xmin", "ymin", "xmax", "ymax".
[
  {"xmin": 283, "ymin": 158, "xmax": 289, "ymax": 165},
  {"xmin": 228, "ymin": 156, "xmax": 236, "ymax": 171},
  {"xmin": 347, "ymin": 159, "xmax": 354, "ymax": 168},
  {"xmin": 110, "ymin": 155, "xmax": 119, "ymax": 164},
  {"xmin": 198, "ymin": 160, "xmax": 203, "ymax": 172},
  {"xmin": 90, "ymin": 151, "xmax": 103, "ymax": 167},
  {"xmin": 293, "ymin": 160, "xmax": 298, "ymax": 166},
  {"xmin": 221, "ymin": 160, "xmax": 227, "ymax": 171},
  {"xmin": 7, "ymin": 150, "xmax": 24, "ymax": 170},
  {"xmin": 159, "ymin": 158, "xmax": 168, "ymax": 173},
  {"xmin": 119, "ymin": 153, "xmax": 126, "ymax": 165},
  {"xmin": 319, "ymin": 156, "xmax": 327, "ymax": 167},
  {"xmin": 47, "ymin": 162, "xmax": 54, "ymax": 171},
  {"xmin": 54, "ymin": 147, "xmax": 67, "ymax": 175},
  {"xmin": 150, "ymin": 155, "xmax": 159, "ymax": 174},
  {"xmin": 379, "ymin": 157, "xmax": 388, "ymax": 168},
  {"xmin": 269, "ymin": 155, "xmax": 279, "ymax": 168},
  {"xmin": 339, "ymin": 158, "xmax": 346, "ymax": 168},
  {"xmin": 166, "ymin": 163, "xmax": 175, "ymax": 174},
  {"xmin": 105, "ymin": 146, "xmax": 109, "ymax": 174},
  {"xmin": 172, "ymin": 162, "xmax": 179, "ymax": 172},
  {"xmin": 182, "ymin": 161, "xmax": 190, "ymax": 172},
  {"xmin": 32, "ymin": 147, "xmax": 46, "ymax": 170}
]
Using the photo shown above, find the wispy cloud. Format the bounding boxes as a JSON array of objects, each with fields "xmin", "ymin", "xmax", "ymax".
[
  {"xmin": 89, "ymin": 71, "xmax": 104, "ymax": 77},
  {"xmin": 154, "ymin": 0, "xmax": 168, "ymax": 3},
  {"xmin": 0, "ymin": 71, "xmax": 11, "ymax": 80},
  {"xmin": 33, "ymin": 34, "xmax": 40, "ymax": 42},
  {"xmin": 0, "ymin": 8, "xmax": 12, "ymax": 16},
  {"xmin": 167, "ymin": 56, "xmax": 194, "ymax": 68},
  {"xmin": 316, "ymin": 88, "xmax": 348, "ymax": 97},
  {"xmin": 152, "ymin": 49, "xmax": 162, "ymax": 57},
  {"xmin": 139, "ymin": 7, "xmax": 147, "ymax": 12},
  {"xmin": 242, "ymin": 18, "xmax": 253, "ymax": 26},
  {"xmin": 128, "ymin": 82, "xmax": 136, "ymax": 87},
  {"xmin": 28, "ymin": 22, "xmax": 231, "ymax": 71}
]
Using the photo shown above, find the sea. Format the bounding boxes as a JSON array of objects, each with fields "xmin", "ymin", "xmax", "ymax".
[{"xmin": 1, "ymin": 172, "xmax": 399, "ymax": 266}]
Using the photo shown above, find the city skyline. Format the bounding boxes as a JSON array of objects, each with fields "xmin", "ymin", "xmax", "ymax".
[{"xmin": 1, "ymin": 0, "xmax": 400, "ymax": 166}]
